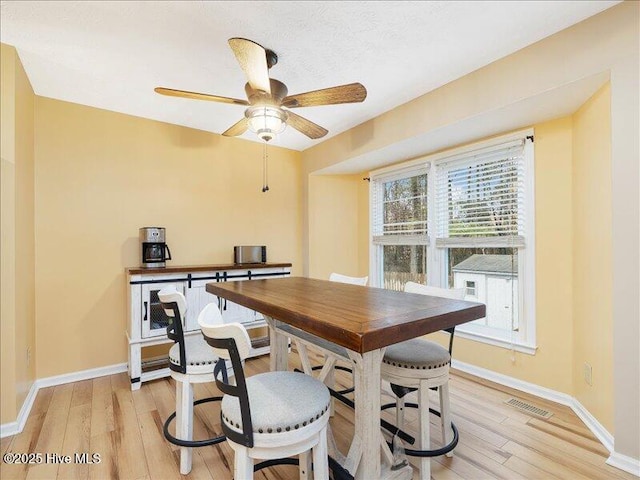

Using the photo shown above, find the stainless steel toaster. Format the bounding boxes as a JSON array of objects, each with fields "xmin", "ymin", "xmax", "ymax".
[{"xmin": 234, "ymin": 246, "xmax": 267, "ymax": 264}]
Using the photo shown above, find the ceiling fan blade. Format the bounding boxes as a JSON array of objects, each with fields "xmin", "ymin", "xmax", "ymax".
[
  {"xmin": 282, "ymin": 83, "xmax": 367, "ymax": 108},
  {"xmin": 155, "ymin": 87, "xmax": 249, "ymax": 106},
  {"xmin": 228, "ymin": 38, "xmax": 271, "ymax": 95},
  {"xmin": 222, "ymin": 117, "xmax": 249, "ymax": 137},
  {"xmin": 286, "ymin": 111, "xmax": 328, "ymax": 139}
]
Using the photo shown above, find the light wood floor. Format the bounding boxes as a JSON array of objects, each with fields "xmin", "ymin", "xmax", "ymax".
[{"xmin": 1, "ymin": 352, "xmax": 634, "ymax": 480}]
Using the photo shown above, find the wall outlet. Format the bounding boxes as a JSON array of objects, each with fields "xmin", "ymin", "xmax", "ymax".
[{"xmin": 583, "ymin": 363, "xmax": 593, "ymax": 386}]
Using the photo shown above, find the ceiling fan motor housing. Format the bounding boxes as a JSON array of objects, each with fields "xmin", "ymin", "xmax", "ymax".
[{"xmin": 244, "ymin": 79, "xmax": 288, "ymax": 104}]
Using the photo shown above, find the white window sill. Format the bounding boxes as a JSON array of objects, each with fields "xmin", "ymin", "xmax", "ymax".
[{"xmin": 454, "ymin": 328, "xmax": 538, "ymax": 355}]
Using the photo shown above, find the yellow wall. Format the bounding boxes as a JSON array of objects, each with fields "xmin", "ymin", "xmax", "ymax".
[
  {"xmin": 306, "ymin": 172, "xmax": 370, "ymax": 281},
  {"xmin": 308, "ymin": 174, "xmax": 362, "ymax": 280},
  {"xmin": 1, "ymin": 43, "xmax": 17, "ymax": 424},
  {"xmin": 0, "ymin": 44, "xmax": 36, "ymax": 423},
  {"xmin": 357, "ymin": 178, "xmax": 370, "ymax": 276},
  {"xmin": 572, "ymin": 84, "xmax": 613, "ymax": 431},
  {"xmin": 34, "ymin": 97, "xmax": 302, "ymax": 378}
]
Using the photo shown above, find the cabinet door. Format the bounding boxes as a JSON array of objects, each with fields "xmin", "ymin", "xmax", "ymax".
[
  {"xmin": 221, "ymin": 275, "xmax": 256, "ymax": 325},
  {"xmin": 141, "ymin": 282, "xmax": 185, "ymax": 338},
  {"xmin": 221, "ymin": 298, "xmax": 255, "ymax": 324},
  {"xmin": 185, "ymin": 279, "xmax": 219, "ymax": 332}
]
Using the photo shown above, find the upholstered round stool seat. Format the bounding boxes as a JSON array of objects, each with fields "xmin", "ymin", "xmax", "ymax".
[
  {"xmin": 221, "ymin": 371, "xmax": 330, "ymax": 434},
  {"xmin": 383, "ymin": 339, "xmax": 451, "ymax": 370},
  {"xmin": 169, "ymin": 335, "xmax": 217, "ymax": 371}
]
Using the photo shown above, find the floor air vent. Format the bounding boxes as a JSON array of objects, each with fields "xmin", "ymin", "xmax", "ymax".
[{"xmin": 504, "ymin": 398, "xmax": 553, "ymax": 419}]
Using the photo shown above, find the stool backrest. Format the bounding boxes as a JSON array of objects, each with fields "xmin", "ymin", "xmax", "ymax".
[
  {"xmin": 403, "ymin": 282, "xmax": 465, "ymax": 354},
  {"xmin": 199, "ymin": 318, "xmax": 254, "ymax": 448},
  {"xmin": 158, "ymin": 286, "xmax": 188, "ymax": 373},
  {"xmin": 197, "ymin": 301, "xmax": 225, "ymax": 328},
  {"xmin": 329, "ymin": 272, "xmax": 369, "ymax": 286}
]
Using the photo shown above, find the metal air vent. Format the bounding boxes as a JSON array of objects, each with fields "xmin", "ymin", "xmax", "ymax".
[{"xmin": 505, "ymin": 397, "xmax": 553, "ymax": 419}]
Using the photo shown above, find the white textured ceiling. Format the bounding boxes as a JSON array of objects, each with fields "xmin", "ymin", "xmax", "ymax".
[{"xmin": 0, "ymin": 1, "xmax": 618, "ymax": 151}]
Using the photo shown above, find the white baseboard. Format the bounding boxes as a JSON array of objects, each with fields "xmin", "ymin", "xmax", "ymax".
[
  {"xmin": 0, "ymin": 381, "xmax": 38, "ymax": 438},
  {"xmin": 568, "ymin": 396, "xmax": 614, "ymax": 453},
  {"xmin": 451, "ymin": 360, "xmax": 616, "ymax": 452},
  {"xmin": 0, "ymin": 421, "xmax": 19, "ymax": 438},
  {"xmin": 0, "ymin": 363, "xmax": 127, "ymax": 439},
  {"xmin": 607, "ymin": 451, "xmax": 640, "ymax": 477},
  {"xmin": 35, "ymin": 362, "xmax": 127, "ymax": 389}
]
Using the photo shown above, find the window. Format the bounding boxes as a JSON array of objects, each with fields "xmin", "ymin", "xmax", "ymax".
[
  {"xmin": 371, "ymin": 169, "xmax": 428, "ymax": 291},
  {"xmin": 465, "ymin": 280, "xmax": 477, "ymax": 297},
  {"xmin": 370, "ymin": 131, "xmax": 536, "ymax": 353}
]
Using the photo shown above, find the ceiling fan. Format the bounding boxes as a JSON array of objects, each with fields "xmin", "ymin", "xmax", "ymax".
[{"xmin": 155, "ymin": 38, "xmax": 367, "ymax": 142}]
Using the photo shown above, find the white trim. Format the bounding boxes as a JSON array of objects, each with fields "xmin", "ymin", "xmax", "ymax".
[
  {"xmin": 0, "ymin": 421, "xmax": 19, "ymax": 438},
  {"xmin": 0, "ymin": 381, "xmax": 38, "ymax": 438},
  {"xmin": 369, "ymin": 178, "xmax": 380, "ymax": 287},
  {"xmin": 35, "ymin": 362, "xmax": 127, "ymax": 389},
  {"xmin": 451, "ymin": 359, "xmax": 616, "ymax": 454},
  {"xmin": 522, "ymin": 137, "xmax": 536, "ymax": 349},
  {"xmin": 570, "ymin": 394, "xmax": 615, "ymax": 454},
  {"xmin": 454, "ymin": 329, "xmax": 538, "ymax": 355},
  {"xmin": 0, "ymin": 363, "xmax": 127, "ymax": 438},
  {"xmin": 427, "ymin": 161, "xmax": 439, "ymax": 287},
  {"xmin": 607, "ymin": 452, "xmax": 640, "ymax": 477},
  {"xmin": 0, "ymin": 422, "xmax": 20, "ymax": 438}
]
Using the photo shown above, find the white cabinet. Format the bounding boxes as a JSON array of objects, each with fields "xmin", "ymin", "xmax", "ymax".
[
  {"xmin": 185, "ymin": 278, "xmax": 218, "ymax": 333},
  {"xmin": 141, "ymin": 282, "xmax": 186, "ymax": 338},
  {"xmin": 220, "ymin": 275, "xmax": 255, "ymax": 324},
  {"xmin": 126, "ymin": 264, "xmax": 291, "ymax": 390}
]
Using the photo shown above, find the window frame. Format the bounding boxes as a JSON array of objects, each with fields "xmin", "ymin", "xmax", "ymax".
[{"xmin": 369, "ymin": 129, "xmax": 537, "ymax": 354}]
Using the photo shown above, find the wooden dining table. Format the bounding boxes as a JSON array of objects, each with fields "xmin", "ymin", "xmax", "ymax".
[{"xmin": 206, "ymin": 276, "xmax": 486, "ymax": 480}]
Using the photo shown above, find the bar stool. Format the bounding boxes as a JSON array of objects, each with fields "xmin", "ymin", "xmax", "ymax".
[
  {"xmin": 158, "ymin": 288, "xmax": 225, "ymax": 474},
  {"xmin": 200, "ymin": 317, "xmax": 331, "ymax": 479},
  {"xmin": 380, "ymin": 282, "xmax": 465, "ymax": 480}
]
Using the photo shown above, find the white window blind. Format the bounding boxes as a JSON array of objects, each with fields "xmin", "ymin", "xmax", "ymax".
[
  {"xmin": 435, "ymin": 140, "xmax": 526, "ymax": 248},
  {"xmin": 372, "ymin": 168, "xmax": 429, "ymax": 246}
]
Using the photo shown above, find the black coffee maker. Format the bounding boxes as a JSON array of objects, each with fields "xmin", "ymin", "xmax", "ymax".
[{"xmin": 140, "ymin": 227, "xmax": 171, "ymax": 268}]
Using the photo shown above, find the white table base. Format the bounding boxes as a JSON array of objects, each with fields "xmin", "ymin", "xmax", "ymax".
[{"xmin": 265, "ymin": 317, "xmax": 413, "ymax": 480}]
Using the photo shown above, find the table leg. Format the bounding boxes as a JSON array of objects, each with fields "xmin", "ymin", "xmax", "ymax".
[
  {"xmin": 326, "ymin": 357, "xmax": 336, "ymax": 416},
  {"xmin": 265, "ymin": 316, "xmax": 288, "ymax": 372},
  {"xmin": 349, "ymin": 349, "xmax": 384, "ymax": 480}
]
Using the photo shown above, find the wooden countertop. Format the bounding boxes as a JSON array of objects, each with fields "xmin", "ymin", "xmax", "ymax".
[
  {"xmin": 126, "ymin": 263, "xmax": 292, "ymax": 275},
  {"xmin": 206, "ymin": 276, "xmax": 486, "ymax": 353}
]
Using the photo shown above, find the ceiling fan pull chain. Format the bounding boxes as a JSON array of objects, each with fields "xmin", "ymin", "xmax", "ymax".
[{"xmin": 262, "ymin": 142, "xmax": 269, "ymax": 193}]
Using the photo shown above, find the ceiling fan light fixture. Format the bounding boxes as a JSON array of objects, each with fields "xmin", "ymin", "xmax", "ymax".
[{"xmin": 246, "ymin": 105, "xmax": 287, "ymax": 142}]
